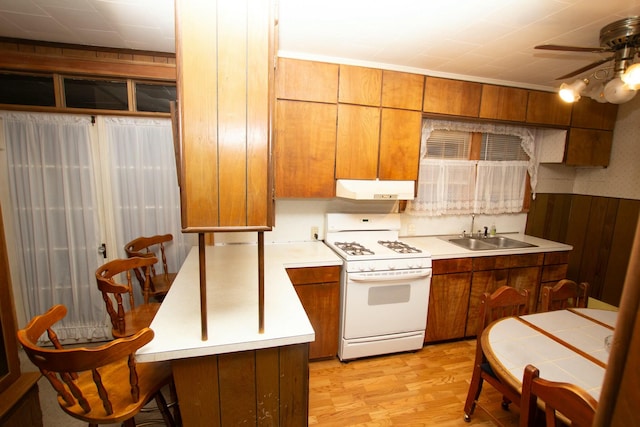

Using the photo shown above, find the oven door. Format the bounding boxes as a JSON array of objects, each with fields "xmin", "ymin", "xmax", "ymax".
[{"xmin": 342, "ymin": 268, "xmax": 432, "ymax": 339}]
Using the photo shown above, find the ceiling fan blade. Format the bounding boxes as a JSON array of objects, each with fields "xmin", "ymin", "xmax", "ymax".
[
  {"xmin": 555, "ymin": 56, "xmax": 614, "ymax": 80},
  {"xmin": 535, "ymin": 44, "xmax": 611, "ymax": 53}
]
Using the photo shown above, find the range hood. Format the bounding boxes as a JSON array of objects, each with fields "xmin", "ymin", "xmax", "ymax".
[{"xmin": 335, "ymin": 179, "xmax": 415, "ymax": 200}]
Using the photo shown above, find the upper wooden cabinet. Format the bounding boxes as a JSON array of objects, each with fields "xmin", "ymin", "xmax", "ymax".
[
  {"xmin": 379, "ymin": 108, "xmax": 422, "ymax": 180},
  {"xmin": 338, "ymin": 65, "xmax": 382, "ymax": 106},
  {"xmin": 565, "ymin": 128, "xmax": 613, "ymax": 167},
  {"xmin": 276, "ymin": 58, "xmax": 339, "ymax": 103},
  {"xmin": 274, "ymin": 100, "xmax": 337, "ymax": 198},
  {"xmin": 479, "ymin": 84, "xmax": 528, "ymax": 122},
  {"xmin": 571, "ymin": 97, "xmax": 618, "ymax": 130},
  {"xmin": 423, "ymin": 76, "xmax": 482, "ymax": 117},
  {"xmin": 336, "ymin": 104, "xmax": 380, "ymax": 179},
  {"xmin": 526, "ymin": 90, "xmax": 572, "ymax": 126},
  {"xmin": 381, "ymin": 70, "xmax": 424, "ymax": 110},
  {"xmin": 175, "ymin": 0, "xmax": 274, "ymax": 230}
]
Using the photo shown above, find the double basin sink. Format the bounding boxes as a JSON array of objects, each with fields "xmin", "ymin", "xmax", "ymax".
[{"xmin": 444, "ymin": 235, "xmax": 538, "ymax": 251}]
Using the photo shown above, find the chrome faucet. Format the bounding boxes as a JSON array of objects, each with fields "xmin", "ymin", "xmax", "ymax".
[{"xmin": 470, "ymin": 214, "xmax": 475, "ymax": 238}]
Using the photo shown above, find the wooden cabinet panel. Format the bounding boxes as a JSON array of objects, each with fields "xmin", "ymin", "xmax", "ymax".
[
  {"xmin": 423, "ymin": 76, "xmax": 482, "ymax": 117},
  {"xmin": 508, "ymin": 266, "xmax": 541, "ymax": 314},
  {"xmin": 381, "ymin": 70, "xmax": 424, "ymax": 110},
  {"xmin": 432, "ymin": 258, "xmax": 472, "ymax": 275},
  {"xmin": 287, "ymin": 266, "xmax": 341, "ymax": 360},
  {"xmin": 565, "ymin": 128, "xmax": 613, "ymax": 167},
  {"xmin": 274, "ymin": 100, "xmax": 337, "ymax": 198},
  {"xmin": 425, "ymin": 272, "xmax": 471, "ymax": 342},
  {"xmin": 466, "ymin": 269, "xmax": 509, "ymax": 337},
  {"xmin": 276, "ymin": 58, "xmax": 338, "ymax": 103},
  {"xmin": 541, "ymin": 264, "xmax": 568, "ymax": 283},
  {"xmin": 571, "ymin": 97, "xmax": 618, "ymax": 130},
  {"xmin": 544, "ymin": 251, "xmax": 570, "ymax": 265},
  {"xmin": 508, "ymin": 253, "xmax": 543, "ymax": 268},
  {"xmin": 176, "ymin": 0, "xmax": 273, "ymax": 230},
  {"xmin": 473, "ymin": 255, "xmax": 510, "ymax": 271},
  {"xmin": 336, "ymin": 104, "xmax": 380, "ymax": 179},
  {"xmin": 378, "ymin": 108, "xmax": 422, "ymax": 180},
  {"xmin": 526, "ymin": 90, "xmax": 572, "ymax": 126},
  {"xmin": 338, "ymin": 64, "xmax": 382, "ymax": 106},
  {"xmin": 479, "ymin": 84, "xmax": 528, "ymax": 122}
]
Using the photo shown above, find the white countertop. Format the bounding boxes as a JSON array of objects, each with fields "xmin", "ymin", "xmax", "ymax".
[
  {"xmin": 402, "ymin": 233, "xmax": 572, "ymax": 260},
  {"xmin": 136, "ymin": 241, "xmax": 342, "ymax": 363}
]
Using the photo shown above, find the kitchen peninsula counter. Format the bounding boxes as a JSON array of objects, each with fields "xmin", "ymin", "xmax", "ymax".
[
  {"xmin": 136, "ymin": 241, "xmax": 342, "ymax": 427},
  {"xmin": 403, "ymin": 233, "xmax": 572, "ymax": 259},
  {"xmin": 137, "ymin": 241, "xmax": 342, "ymax": 362}
]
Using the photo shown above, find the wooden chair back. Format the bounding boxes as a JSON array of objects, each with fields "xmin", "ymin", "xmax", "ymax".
[
  {"xmin": 96, "ymin": 256, "xmax": 160, "ymax": 338},
  {"xmin": 125, "ymin": 234, "xmax": 176, "ymax": 300},
  {"xmin": 478, "ymin": 285, "xmax": 530, "ymax": 335},
  {"xmin": 17, "ymin": 305, "xmax": 176, "ymax": 426},
  {"xmin": 541, "ymin": 279, "xmax": 589, "ymax": 312},
  {"xmin": 520, "ymin": 364, "xmax": 597, "ymax": 427},
  {"xmin": 464, "ymin": 285, "xmax": 530, "ymax": 421}
]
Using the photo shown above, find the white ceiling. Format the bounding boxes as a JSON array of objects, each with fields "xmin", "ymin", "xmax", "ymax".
[{"xmin": 1, "ymin": 0, "xmax": 640, "ymax": 91}]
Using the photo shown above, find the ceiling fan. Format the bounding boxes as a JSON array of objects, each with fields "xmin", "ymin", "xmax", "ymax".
[{"xmin": 535, "ymin": 17, "xmax": 640, "ymax": 104}]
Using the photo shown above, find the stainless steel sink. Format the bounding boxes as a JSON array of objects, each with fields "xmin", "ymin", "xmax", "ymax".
[{"xmin": 444, "ymin": 235, "xmax": 537, "ymax": 251}]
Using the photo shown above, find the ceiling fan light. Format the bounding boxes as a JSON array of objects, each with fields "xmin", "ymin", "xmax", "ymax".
[
  {"xmin": 603, "ymin": 77, "xmax": 637, "ymax": 104},
  {"xmin": 587, "ymin": 82, "xmax": 607, "ymax": 103},
  {"xmin": 622, "ymin": 63, "xmax": 640, "ymax": 89},
  {"xmin": 558, "ymin": 79, "xmax": 588, "ymax": 103}
]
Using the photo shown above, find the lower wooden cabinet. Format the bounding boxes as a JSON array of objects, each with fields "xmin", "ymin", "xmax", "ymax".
[
  {"xmin": 286, "ymin": 266, "xmax": 341, "ymax": 360},
  {"xmin": 425, "ymin": 251, "xmax": 567, "ymax": 342}
]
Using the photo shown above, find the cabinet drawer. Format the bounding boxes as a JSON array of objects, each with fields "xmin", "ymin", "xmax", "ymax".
[
  {"xmin": 508, "ymin": 253, "xmax": 543, "ymax": 268},
  {"xmin": 286, "ymin": 266, "xmax": 341, "ymax": 285},
  {"xmin": 544, "ymin": 251, "xmax": 569, "ymax": 265},
  {"xmin": 473, "ymin": 255, "xmax": 509, "ymax": 271},
  {"xmin": 432, "ymin": 258, "xmax": 472, "ymax": 274}
]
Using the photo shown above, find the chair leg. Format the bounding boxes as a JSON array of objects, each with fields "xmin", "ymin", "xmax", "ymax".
[
  {"xmin": 463, "ymin": 367, "xmax": 484, "ymax": 422},
  {"xmin": 169, "ymin": 381, "xmax": 182, "ymax": 427},
  {"xmin": 155, "ymin": 390, "xmax": 176, "ymax": 427}
]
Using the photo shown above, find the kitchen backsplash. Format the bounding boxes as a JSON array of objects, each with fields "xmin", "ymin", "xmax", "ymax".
[{"xmin": 214, "ymin": 199, "xmax": 527, "ymax": 245}]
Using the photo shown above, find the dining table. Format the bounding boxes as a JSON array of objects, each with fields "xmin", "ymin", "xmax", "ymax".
[{"xmin": 481, "ymin": 308, "xmax": 617, "ymax": 401}]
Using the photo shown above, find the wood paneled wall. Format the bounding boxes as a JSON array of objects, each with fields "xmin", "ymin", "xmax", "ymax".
[{"xmin": 526, "ymin": 193, "xmax": 640, "ymax": 306}]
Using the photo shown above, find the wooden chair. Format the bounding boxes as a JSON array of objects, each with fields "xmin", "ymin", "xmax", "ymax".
[
  {"xmin": 541, "ymin": 279, "xmax": 589, "ymax": 312},
  {"xmin": 17, "ymin": 304, "xmax": 179, "ymax": 427},
  {"xmin": 520, "ymin": 364, "xmax": 597, "ymax": 427},
  {"xmin": 96, "ymin": 257, "xmax": 161, "ymax": 339},
  {"xmin": 464, "ymin": 286, "xmax": 530, "ymax": 422},
  {"xmin": 125, "ymin": 234, "xmax": 177, "ymax": 301}
]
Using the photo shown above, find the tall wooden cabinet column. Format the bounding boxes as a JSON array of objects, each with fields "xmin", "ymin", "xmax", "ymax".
[{"xmin": 175, "ymin": 0, "xmax": 274, "ymax": 231}]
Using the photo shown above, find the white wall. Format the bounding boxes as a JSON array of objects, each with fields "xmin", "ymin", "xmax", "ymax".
[{"xmin": 536, "ymin": 95, "xmax": 640, "ymax": 200}]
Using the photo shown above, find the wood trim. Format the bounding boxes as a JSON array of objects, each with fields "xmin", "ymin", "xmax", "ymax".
[{"xmin": 0, "ymin": 51, "xmax": 175, "ymax": 81}]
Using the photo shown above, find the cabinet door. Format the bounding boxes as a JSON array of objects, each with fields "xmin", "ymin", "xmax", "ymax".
[
  {"xmin": 565, "ymin": 128, "xmax": 613, "ymax": 167},
  {"xmin": 423, "ymin": 76, "xmax": 482, "ymax": 117},
  {"xmin": 508, "ymin": 266, "xmax": 541, "ymax": 314},
  {"xmin": 425, "ymin": 272, "xmax": 471, "ymax": 342},
  {"xmin": 294, "ymin": 282, "xmax": 339, "ymax": 360},
  {"xmin": 381, "ymin": 70, "xmax": 424, "ymax": 111},
  {"xmin": 466, "ymin": 269, "xmax": 509, "ymax": 337},
  {"xmin": 276, "ymin": 58, "xmax": 339, "ymax": 103},
  {"xmin": 274, "ymin": 100, "xmax": 337, "ymax": 197},
  {"xmin": 571, "ymin": 98, "xmax": 618, "ymax": 130},
  {"xmin": 176, "ymin": 0, "xmax": 273, "ymax": 230},
  {"xmin": 338, "ymin": 65, "xmax": 382, "ymax": 106},
  {"xmin": 335, "ymin": 104, "xmax": 380, "ymax": 179},
  {"xmin": 526, "ymin": 90, "xmax": 572, "ymax": 126},
  {"xmin": 479, "ymin": 84, "xmax": 528, "ymax": 122},
  {"xmin": 379, "ymin": 109, "xmax": 422, "ymax": 181}
]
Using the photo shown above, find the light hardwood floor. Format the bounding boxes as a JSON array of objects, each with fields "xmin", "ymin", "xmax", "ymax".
[{"xmin": 309, "ymin": 339, "xmax": 521, "ymax": 426}]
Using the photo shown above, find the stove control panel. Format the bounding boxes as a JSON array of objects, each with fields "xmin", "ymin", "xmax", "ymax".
[{"xmin": 344, "ymin": 257, "xmax": 432, "ymax": 273}]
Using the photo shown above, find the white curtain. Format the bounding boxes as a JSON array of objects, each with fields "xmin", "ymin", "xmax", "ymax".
[
  {"xmin": 2, "ymin": 112, "xmax": 194, "ymax": 342},
  {"xmin": 474, "ymin": 161, "xmax": 529, "ymax": 214},
  {"xmin": 411, "ymin": 159, "xmax": 476, "ymax": 216},
  {"xmin": 3, "ymin": 112, "xmax": 110, "ymax": 341},
  {"xmin": 99, "ymin": 116, "xmax": 193, "ymax": 272}
]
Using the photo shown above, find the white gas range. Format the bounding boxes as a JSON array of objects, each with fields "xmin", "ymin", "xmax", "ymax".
[{"xmin": 324, "ymin": 213, "xmax": 432, "ymax": 361}]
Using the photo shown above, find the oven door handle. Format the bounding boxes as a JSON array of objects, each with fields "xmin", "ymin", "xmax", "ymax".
[{"xmin": 349, "ymin": 270, "xmax": 431, "ymax": 283}]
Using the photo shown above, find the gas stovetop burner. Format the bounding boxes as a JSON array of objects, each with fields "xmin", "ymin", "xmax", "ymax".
[
  {"xmin": 334, "ymin": 241, "xmax": 375, "ymax": 256},
  {"xmin": 378, "ymin": 240, "xmax": 422, "ymax": 254}
]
